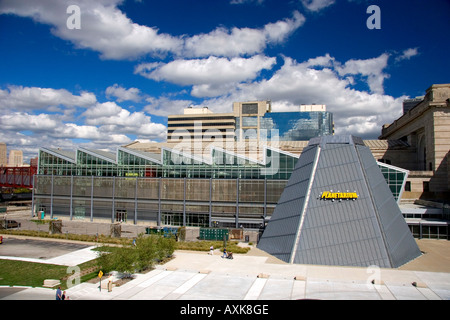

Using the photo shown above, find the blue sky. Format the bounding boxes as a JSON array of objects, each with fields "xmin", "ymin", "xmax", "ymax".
[{"xmin": 0, "ymin": 0, "xmax": 449, "ymax": 161}]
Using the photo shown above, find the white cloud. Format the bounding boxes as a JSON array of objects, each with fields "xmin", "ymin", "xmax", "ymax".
[
  {"xmin": 0, "ymin": 91, "xmax": 167, "ymax": 161},
  {"xmin": 264, "ymin": 11, "xmax": 305, "ymax": 44},
  {"xmin": 0, "ymin": 113, "xmax": 60, "ymax": 132},
  {"xmin": 0, "ymin": 0, "xmax": 182, "ymax": 60},
  {"xmin": 135, "ymin": 55, "xmax": 277, "ymax": 92},
  {"xmin": 0, "ymin": 85, "xmax": 96, "ymax": 111},
  {"xmin": 182, "ymin": 11, "xmax": 305, "ymax": 58},
  {"xmin": 192, "ymin": 54, "xmax": 404, "ymax": 139},
  {"xmin": 335, "ymin": 53, "xmax": 390, "ymax": 94},
  {"xmin": 144, "ymin": 97, "xmax": 193, "ymax": 117},
  {"xmin": 230, "ymin": 0, "xmax": 264, "ymax": 4},
  {"xmin": 82, "ymin": 101, "xmax": 167, "ymax": 140},
  {"xmin": 395, "ymin": 47, "xmax": 420, "ymax": 62},
  {"xmin": 301, "ymin": 0, "xmax": 335, "ymax": 12},
  {"xmin": 0, "ymin": 1, "xmax": 304, "ymax": 60},
  {"xmin": 105, "ymin": 84, "xmax": 142, "ymax": 102}
]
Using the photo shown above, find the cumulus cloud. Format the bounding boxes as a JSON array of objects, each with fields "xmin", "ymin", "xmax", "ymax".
[
  {"xmin": 335, "ymin": 53, "xmax": 390, "ymax": 94},
  {"xmin": 0, "ymin": 113, "xmax": 60, "ymax": 132},
  {"xmin": 82, "ymin": 101, "xmax": 167, "ymax": 139},
  {"xmin": 264, "ymin": 11, "xmax": 305, "ymax": 44},
  {"xmin": 0, "ymin": 87, "xmax": 167, "ymax": 161},
  {"xmin": 182, "ymin": 11, "xmax": 305, "ymax": 58},
  {"xmin": 135, "ymin": 55, "xmax": 277, "ymax": 95},
  {"xmin": 395, "ymin": 47, "xmax": 420, "ymax": 62},
  {"xmin": 0, "ymin": 85, "xmax": 96, "ymax": 111},
  {"xmin": 0, "ymin": 0, "xmax": 182, "ymax": 60},
  {"xmin": 105, "ymin": 84, "xmax": 142, "ymax": 102},
  {"xmin": 301, "ymin": 0, "xmax": 335, "ymax": 12},
  {"xmin": 0, "ymin": 1, "xmax": 304, "ymax": 60},
  {"xmin": 191, "ymin": 54, "xmax": 404, "ymax": 139},
  {"xmin": 144, "ymin": 97, "xmax": 194, "ymax": 117}
]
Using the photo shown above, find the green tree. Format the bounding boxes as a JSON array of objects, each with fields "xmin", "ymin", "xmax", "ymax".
[
  {"xmin": 97, "ymin": 234, "xmax": 176, "ymax": 274},
  {"xmin": 134, "ymin": 234, "xmax": 157, "ymax": 272}
]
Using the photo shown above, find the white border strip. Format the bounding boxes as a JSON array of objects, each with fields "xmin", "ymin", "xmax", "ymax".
[{"xmin": 289, "ymin": 146, "xmax": 321, "ymax": 264}]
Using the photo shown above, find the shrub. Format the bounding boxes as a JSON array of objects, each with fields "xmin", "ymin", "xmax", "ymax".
[{"xmin": 97, "ymin": 234, "xmax": 176, "ymax": 274}]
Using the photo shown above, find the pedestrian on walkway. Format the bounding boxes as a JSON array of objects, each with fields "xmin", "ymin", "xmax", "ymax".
[
  {"xmin": 222, "ymin": 248, "xmax": 227, "ymax": 258},
  {"xmin": 209, "ymin": 245, "xmax": 214, "ymax": 255},
  {"xmin": 108, "ymin": 275, "xmax": 113, "ymax": 292},
  {"xmin": 56, "ymin": 286, "xmax": 62, "ymax": 300}
]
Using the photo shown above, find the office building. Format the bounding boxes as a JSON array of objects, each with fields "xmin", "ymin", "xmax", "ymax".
[
  {"xmin": 0, "ymin": 142, "xmax": 7, "ymax": 167},
  {"xmin": 167, "ymin": 107, "xmax": 235, "ymax": 141},
  {"xmin": 168, "ymin": 101, "xmax": 334, "ymax": 143},
  {"xmin": 8, "ymin": 150, "xmax": 23, "ymax": 167},
  {"xmin": 260, "ymin": 106, "xmax": 334, "ymax": 142},
  {"xmin": 403, "ymin": 96, "xmax": 424, "ymax": 114}
]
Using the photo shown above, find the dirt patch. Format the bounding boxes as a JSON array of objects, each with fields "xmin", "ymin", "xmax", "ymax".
[{"xmin": 400, "ymin": 239, "xmax": 450, "ymax": 273}]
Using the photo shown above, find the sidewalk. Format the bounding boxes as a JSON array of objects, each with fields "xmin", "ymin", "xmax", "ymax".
[
  {"xmin": 60, "ymin": 248, "xmax": 450, "ymax": 300},
  {"xmin": 1, "ymin": 240, "xmax": 450, "ymax": 300}
]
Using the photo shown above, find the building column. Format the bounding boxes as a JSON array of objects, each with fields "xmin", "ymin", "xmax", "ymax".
[
  {"xmin": 50, "ymin": 174, "xmax": 54, "ymax": 219},
  {"xmin": 209, "ymin": 178, "xmax": 212, "ymax": 228},
  {"xmin": 158, "ymin": 177, "xmax": 161, "ymax": 227},
  {"xmin": 236, "ymin": 178, "xmax": 239, "ymax": 228},
  {"xmin": 69, "ymin": 175, "xmax": 73, "ymax": 220},
  {"xmin": 183, "ymin": 177, "xmax": 186, "ymax": 227},
  {"xmin": 31, "ymin": 174, "xmax": 36, "ymax": 218},
  {"xmin": 134, "ymin": 177, "xmax": 138, "ymax": 225},
  {"xmin": 90, "ymin": 175, "xmax": 94, "ymax": 222},
  {"xmin": 112, "ymin": 176, "xmax": 115, "ymax": 223}
]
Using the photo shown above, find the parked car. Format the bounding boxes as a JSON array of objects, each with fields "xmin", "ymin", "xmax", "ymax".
[{"xmin": 4, "ymin": 220, "xmax": 21, "ymax": 228}]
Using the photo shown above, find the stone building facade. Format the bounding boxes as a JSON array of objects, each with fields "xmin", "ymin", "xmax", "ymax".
[{"xmin": 379, "ymin": 84, "xmax": 450, "ymax": 200}]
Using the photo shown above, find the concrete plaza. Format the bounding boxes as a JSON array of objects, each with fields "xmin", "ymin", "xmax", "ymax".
[{"xmin": 1, "ymin": 239, "xmax": 450, "ymax": 300}]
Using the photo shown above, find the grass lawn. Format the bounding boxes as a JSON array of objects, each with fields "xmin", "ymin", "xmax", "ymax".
[
  {"xmin": 0, "ymin": 232, "xmax": 250, "ymax": 289},
  {"xmin": 0, "ymin": 259, "xmax": 99, "ymax": 289},
  {"xmin": 0, "ymin": 259, "xmax": 68, "ymax": 288}
]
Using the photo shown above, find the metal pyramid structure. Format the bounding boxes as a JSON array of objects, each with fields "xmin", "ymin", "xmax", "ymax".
[{"xmin": 257, "ymin": 135, "xmax": 421, "ymax": 268}]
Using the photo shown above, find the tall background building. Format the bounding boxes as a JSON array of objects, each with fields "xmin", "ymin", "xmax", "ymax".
[
  {"xmin": 380, "ymin": 83, "xmax": 450, "ymax": 198},
  {"xmin": 0, "ymin": 142, "xmax": 7, "ymax": 167},
  {"xmin": 168, "ymin": 101, "xmax": 334, "ymax": 143},
  {"xmin": 8, "ymin": 150, "xmax": 23, "ymax": 167},
  {"xmin": 167, "ymin": 107, "xmax": 235, "ymax": 141},
  {"xmin": 260, "ymin": 104, "xmax": 334, "ymax": 141}
]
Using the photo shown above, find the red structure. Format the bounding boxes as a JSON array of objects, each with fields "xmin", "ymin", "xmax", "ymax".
[{"xmin": 0, "ymin": 166, "xmax": 37, "ymax": 189}]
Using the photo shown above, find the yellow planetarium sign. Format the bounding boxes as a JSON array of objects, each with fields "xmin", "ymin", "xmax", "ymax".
[{"xmin": 320, "ymin": 191, "xmax": 358, "ymax": 200}]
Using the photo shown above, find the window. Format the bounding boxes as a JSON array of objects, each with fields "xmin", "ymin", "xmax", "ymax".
[
  {"xmin": 242, "ymin": 116, "xmax": 258, "ymax": 127},
  {"xmin": 423, "ymin": 181, "xmax": 430, "ymax": 192},
  {"xmin": 405, "ymin": 181, "xmax": 411, "ymax": 192},
  {"xmin": 242, "ymin": 103, "xmax": 258, "ymax": 114}
]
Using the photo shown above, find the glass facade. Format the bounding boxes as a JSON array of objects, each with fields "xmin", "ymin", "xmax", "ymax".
[
  {"xmin": 260, "ymin": 111, "xmax": 334, "ymax": 141},
  {"xmin": 35, "ymin": 143, "xmax": 411, "ymax": 229},
  {"xmin": 38, "ymin": 146, "xmax": 299, "ymax": 180},
  {"xmin": 408, "ymin": 223, "xmax": 449, "ymax": 240},
  {"xmin": 33, "ymin": 175, "xmax": 287, "ymax": 229},
  {"xmin": 377, "ymin": 161, "xmax": 409, "ymax": 203},
  {"xmin": 38, "ymin": 148, "xmax": 76, "ymax": 176}
]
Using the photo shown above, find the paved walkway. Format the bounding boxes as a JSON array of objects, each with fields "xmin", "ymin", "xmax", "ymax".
[{"xmin": 1, "ymin": 246, "xmax": 450, "ymax": 300}]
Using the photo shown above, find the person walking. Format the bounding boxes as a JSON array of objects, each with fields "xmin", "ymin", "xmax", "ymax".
[
  {"xmin": 222, "ymin": 248, "xmax": 227, "ymax": 258},
  {"xmin": 209, "ymin": 245, "xmax": 214, "ymax": 255},
  {"xmin": 55, "ymin": 286, "xmax": 62, "ymax": 300}
]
